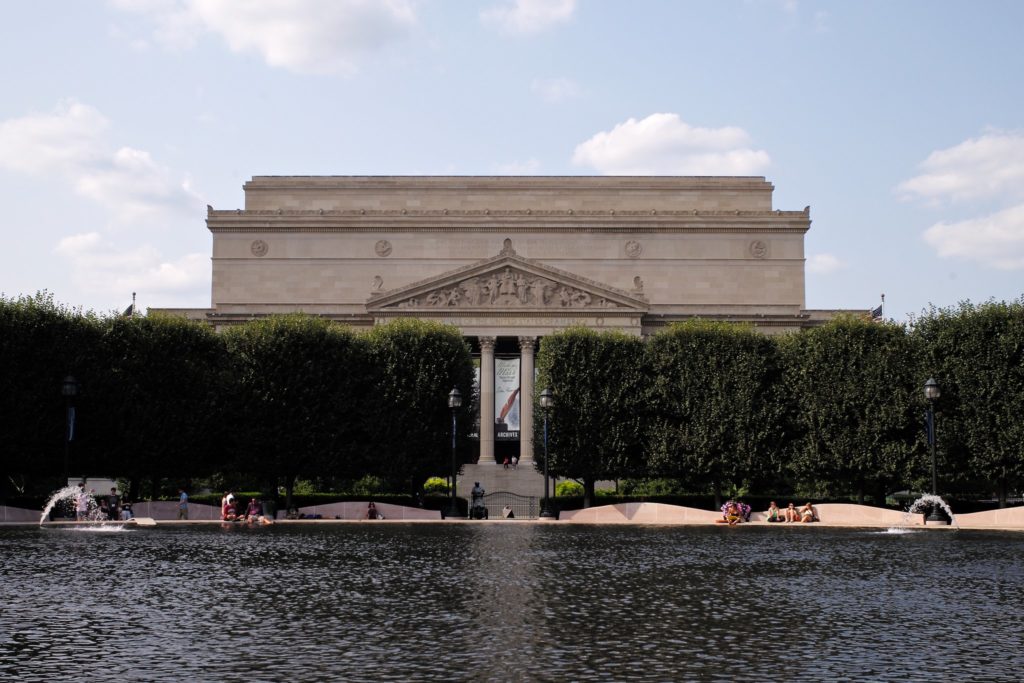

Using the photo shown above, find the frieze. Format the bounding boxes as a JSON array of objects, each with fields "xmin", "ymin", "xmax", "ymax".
[{"xmin": 397, "ymin": 267, "xmax": 622, "ymax": 310}]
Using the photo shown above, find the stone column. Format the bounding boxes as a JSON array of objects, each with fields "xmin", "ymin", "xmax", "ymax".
[
  {"xmin": 479, "ymin": 336, "xmax": 496, "ymax": 465},
  {"xmin": 518, "ymin": 336, "xmax": 536, "ymax": 464}
]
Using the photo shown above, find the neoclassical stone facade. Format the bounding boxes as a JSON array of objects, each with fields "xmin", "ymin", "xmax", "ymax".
[{"xmin": 164, "ymin": 176, "xmax": 853, "ymax": 467}]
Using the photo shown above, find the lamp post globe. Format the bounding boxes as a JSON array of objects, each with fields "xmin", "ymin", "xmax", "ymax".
[
  {"xmin": 539, "ymin": 388, "xmax": 555, "ymax": 518},
  {"xmin": 923, "ymin": 377, "xmax": 947, "ymax": 524},
  {"xmin": 447, "ymin": 388, "xmax": 462, "ymax": 519}
]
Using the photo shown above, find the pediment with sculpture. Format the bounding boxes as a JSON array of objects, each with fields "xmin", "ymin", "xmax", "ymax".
[{"xmin": 367, "ymin": 240, "xmax": 647, "ymax": 313}]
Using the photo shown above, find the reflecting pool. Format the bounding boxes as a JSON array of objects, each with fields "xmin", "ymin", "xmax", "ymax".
[{"xmin": 2, "ymin": 524, "xmax": 1022, "ymax": 682}]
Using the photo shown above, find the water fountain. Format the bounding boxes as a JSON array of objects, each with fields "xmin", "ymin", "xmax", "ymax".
[
  {"xmin": 908, "ymin": 493, "xmax": 957, "ymax": 528},
  {"xmin": 38, "ymin": 485, "xmax": 118, "ymax": 526}
]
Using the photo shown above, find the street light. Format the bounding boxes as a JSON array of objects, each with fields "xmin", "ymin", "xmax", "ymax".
[
  {"xmin": 62, "ymin": 375, "xmax": 79, "ymax": 484},
  {"xmin": 447, "ymin": 387, "xmax": 462, "ymax": 519},
  {"xmin": 539, "ymin": 387, "xmax": 555, "ymax": 518},
  {"xmin": 923, "ymin": 377, "xmax": 947, "ymax": 524}
]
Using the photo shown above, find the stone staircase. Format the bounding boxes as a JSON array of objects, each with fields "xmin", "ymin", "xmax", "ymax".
[{"xmin": 457, "ymin": 461, "xmax": 549, "ymax": 500}]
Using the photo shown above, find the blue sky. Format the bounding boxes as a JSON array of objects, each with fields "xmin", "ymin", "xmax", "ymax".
[{"xmin": 2, "ymin": 0, "xmax": 1022, "ymax": 321}]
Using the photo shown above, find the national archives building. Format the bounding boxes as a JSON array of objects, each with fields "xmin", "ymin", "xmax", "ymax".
[{"xmin": 165, "ymin": 176, "xmax": 853, "ymax": 470}]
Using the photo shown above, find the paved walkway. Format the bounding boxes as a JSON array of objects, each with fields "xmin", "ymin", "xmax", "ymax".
[{"xmin": 8, "ymin": 501, "xmax": 1024, "ymax": 530}]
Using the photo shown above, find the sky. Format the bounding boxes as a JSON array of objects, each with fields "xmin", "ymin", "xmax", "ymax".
[{"xmin": 1, "ymin": 0, "xmax": 1023, "ymax": 321}]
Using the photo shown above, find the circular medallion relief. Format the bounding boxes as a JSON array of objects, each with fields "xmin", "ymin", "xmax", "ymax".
[
  {"xmin": 625, "ymin": 240, "xmax": 643, "ymax": 258},
  {"xmin": 375, "ymin": 240, "xmax": 393, "ymax": 257},
  {"xmin": 251, "ymin": 240, "xmax": 269, "ymax": 257},
  {"xmin": 749, "ymin": 240, "xmax": 768, "ymax": 259}
]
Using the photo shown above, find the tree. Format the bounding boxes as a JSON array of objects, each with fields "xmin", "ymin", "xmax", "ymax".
[
  {"xmin": 364, "ymin": 319, "xmax": 474, "ymax": 494},
  {"xmin": 0, "ymin": 292, "xmax": 102, "ymax": 495},
  {"xmin": 912, "ymin": 298, "xmax": 1024, "ymax": 506},
  {"xmin": 779, "ymin": 315, "xmax": 920, "ymax": 503},
  {"xmin": 646, "ymin": 321, "xmax": 785, "ymax": 507},
  {"xmin": 92, "ymin": 313, "xmax": 230, "ymax": 499},
  {"xmin": 535, "ymin": 328, "xmax": 648, "ymax": 507},
  {"xmin": 223, "ymin": 315, "xmax": 375, "ymax": 508}
]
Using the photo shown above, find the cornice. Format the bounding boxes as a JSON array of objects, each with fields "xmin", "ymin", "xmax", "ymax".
[
  {"xmin": 243, "ymin": 175, "xmax": 775, "ymax": 192},
  {"xmin": 207, "ymin": 208, "xmax": 810, "ymax": 234}
]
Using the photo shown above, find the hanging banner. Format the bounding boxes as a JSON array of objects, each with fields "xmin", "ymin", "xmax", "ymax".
[
  {"xmin": 468, "ymin": 358, "xmax": 480, "ymax": 440},
  {"xmin": 494, "ymin": 356, "xmax": 520, "ymax": 441}
]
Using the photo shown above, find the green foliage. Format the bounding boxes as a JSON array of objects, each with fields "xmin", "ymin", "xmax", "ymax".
[
  {"xmin": 223, "ymin": 314, "xmax": 377, "ymax": 504},
  {"xmin": 93, "ymin": 313, "xmax": 230, "ymax": 491},
  {"xmin": 423, "ymin": 476, "xmax": 450, "ymax": 494},
  {"xmin": 779, "ymin": 314, "xmax": 920, "ymax": 501},
  {"xmin": 291, "ymin": 479, "xmax": 317, "ymax": 496},
  {"xmin": 350, "ymin": 475, "xmax": 386, "ymax": 496},
  {"xmin": 646, "ymin": 320, "xmax": 785, "ymax": 497},
  {"xmin": 536, "ymin": 328, "xmax": 648, "ymax": 506},
  {"xmin": 619, "ymin": 478, "xmax": 687, "ymax": 496},
  {"xmin": 555, "ymin": 480, "xmax": 583, "ymax": 497},
  {"xmin": 912, "ymin": 298, "xmax": 1024, "ymax": 503},
  {"xmin": 364, "ymin": 319, "xmax": 474, "ymax": 492},
  {"xmin": 0, "ymin": 292, "xmax": 103, "ymax": 491}
]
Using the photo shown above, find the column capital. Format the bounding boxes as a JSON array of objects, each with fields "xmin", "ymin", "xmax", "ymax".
[
  {"xmin": 479, "ymin": 336, "xmax": 496, "ymax": 351},
  {"xmin": 518, "ymin": 336, "xmax": 536, "ymax": 351}
]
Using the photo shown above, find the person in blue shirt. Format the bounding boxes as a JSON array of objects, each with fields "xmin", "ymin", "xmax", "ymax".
[{"xmin": 178, "ymin": 489, "xmax": 189, "ymax": 520}]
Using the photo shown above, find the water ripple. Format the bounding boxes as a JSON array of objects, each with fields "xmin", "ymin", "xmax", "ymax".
[{"xmin": 1, "ymin": 525, "xmax": 1022, "ymax": 681}]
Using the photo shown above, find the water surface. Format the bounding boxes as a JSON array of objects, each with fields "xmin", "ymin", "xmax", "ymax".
[{"xmin": 1, "ymin": 524, "xmax": 1022, "ymax": 682}]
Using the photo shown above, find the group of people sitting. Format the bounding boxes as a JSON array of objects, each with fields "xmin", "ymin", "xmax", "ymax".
[
  {"xmin": 718, "ymin": 499, "xmax": 818, "ymax": 524},
  {"xmin": 220, "ymin": 492, "xmax": 274, "ymax": 524}
]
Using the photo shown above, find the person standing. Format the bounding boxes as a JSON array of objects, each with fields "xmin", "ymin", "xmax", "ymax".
[
  {"xmin": 75, "ymin": 483, "xmax": 90, "ymax": 521},
  {"xmin": 177, "ymin": 489, "xmax": 189, "ymax": 520},
  {"xmin": 107, "ymin": 487, "xmax": 120, "ymax": 521}
]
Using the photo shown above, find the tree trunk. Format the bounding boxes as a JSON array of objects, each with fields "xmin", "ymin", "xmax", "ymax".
[
  {"xmin": 285, "ymin": 473, "xmax": 295, "ymax": 512},
  {"xmin": 712, "ymin": 480, "xmax": 721, "ymax": 510},
  {"xmin": 128, "ymin": 477, "xmax": 141, "ymax": 503},
  {"xmin": 583, "ymin": 477, "xmax": 595, "ymax": 508},
  {"xmin": 875, "ymin": 482, "xmax": 888, "ymax": 508},
  {"xmin": 998, "ymin": 477, "xmax": 1007, "ymax": 509}
]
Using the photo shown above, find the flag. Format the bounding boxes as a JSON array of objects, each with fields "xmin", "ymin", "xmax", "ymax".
[
  {"xmin": 870, "ymin": 304, "xmax": 883, "ymax": 321},
  {"xmin": 122, "ymin": 303, "xmax": 134, "ymax": 317}
]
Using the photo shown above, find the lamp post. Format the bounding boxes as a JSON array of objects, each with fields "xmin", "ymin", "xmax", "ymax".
[
  {"xmin": 62, "ymin": 375, "xmax": 79, "ymax": 485},
  {"xmin": 448, "ymin": 387, "xmax": 462, "ymax": 519},
  {"xmin": 923, "ymin": 377, "xmax": 947, "ymax": 524},
  {"xmin": 539, "ymin": 387, "xmax": 554, "ymax": 518}
]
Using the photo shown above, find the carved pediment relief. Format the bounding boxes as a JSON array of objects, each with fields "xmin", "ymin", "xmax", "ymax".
[{"xmin": 367, "ymin": 241, "xmax": 647, "ymax": 313}]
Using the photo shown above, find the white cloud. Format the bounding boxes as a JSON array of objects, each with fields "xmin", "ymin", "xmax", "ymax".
[
  {"xmin": 0, "ymin": 100, "xmax": 203, "ymax": 226},
  {"xmin": 897, "ymin": 130, "xmax": 1024, "ymax": 204},
  {"xmin": 481, "ymin": 0, "xmax": 575, "ymax": 34},
  {"xmin": 531, "ymin": 77, "xmax": 581, "ymax": 103},
  {"xmin": 806, "ymin": 253, "xmax": 844, "ymax": 274},
  {"xmin": 0, "ymin": 100, "xmax": 107, "ymax": 174},
  {"xmin": 1, "ymin": 101, "xmax": 209, "ymax": 308},
  {"xmin": 572, "ymin": 113, "xmax": 771, "ymax": 175},
  {"xmin": 111, "ymin": 0, "xmax": 417, "ymax": 75},
  {"xmin": 923, "ymin": 203, "xmax": 1024, "ymax": 270},
  {"xmin": 55, "ymin": 232, "xmax": 210, "ymax": 305}
]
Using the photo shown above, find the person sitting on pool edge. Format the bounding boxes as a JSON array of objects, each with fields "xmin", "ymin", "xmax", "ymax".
[
  {"xmin": 716, "ymin": 502, "xmax": 743, "ymax": 525},
  {"xmin": 799, "ymin": 502, "xmax": 818, "ymax": 523},
  {"xmin": 765, "ymin": 501, "xmax": 783, "ymax": 523},
  {"xmin": 784, "ymin": 502, "xmax": 800, "ymax": 522}
]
